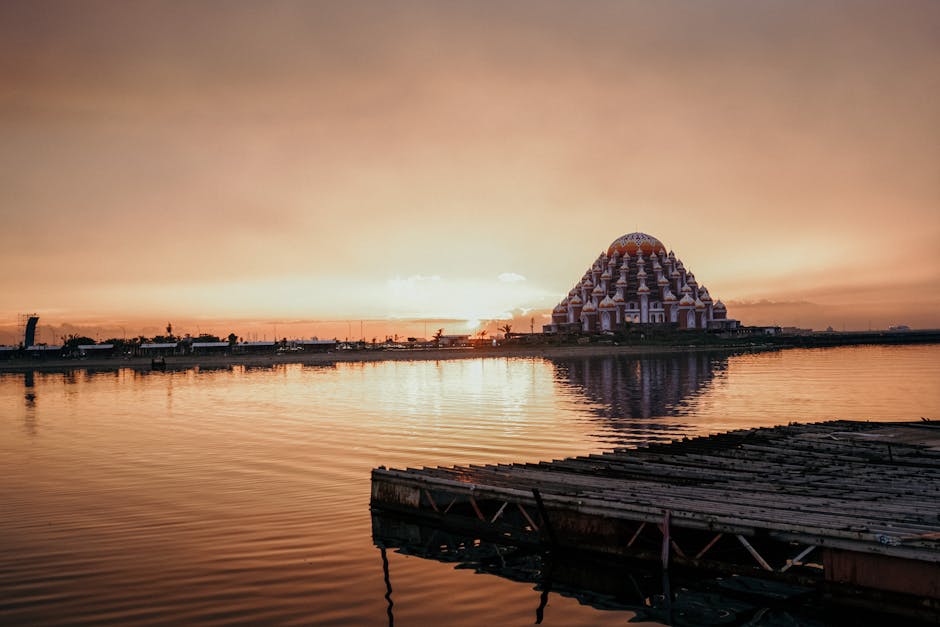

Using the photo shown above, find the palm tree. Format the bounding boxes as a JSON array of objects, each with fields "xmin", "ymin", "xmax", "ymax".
[
  {"xmin": 499, "ymin": 323, "xmax": 512, "ymax": 338},
  {"xmin": 433, "ymin": 328, "xmax": 444, "ymax": 347}
]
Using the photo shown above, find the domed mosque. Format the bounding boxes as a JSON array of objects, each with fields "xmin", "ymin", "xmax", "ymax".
[{"xmin": 545, "ymin": 232, "xmax": 737, "ymax": 333}]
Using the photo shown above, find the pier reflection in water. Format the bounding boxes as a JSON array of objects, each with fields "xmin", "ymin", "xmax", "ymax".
[{"xmin": 372, "ymin": 514, "xmax": 888, "ymax": 627}]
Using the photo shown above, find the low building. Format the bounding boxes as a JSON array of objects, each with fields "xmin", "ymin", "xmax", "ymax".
[
  {"xmin": 295, "ymin": 339, "xmax": 337, "ymax": 352},
  {"xmin": 25, "ymin": 345, "xmax": 64, "ymax": 358},
  {"xmin": 707, "ymin": 319, "xmax": 740, "ymax": 332},
  {"xmin": 439, "ymin": 335, "xmax": 470, "ymax": 347},
  {"xmin": 234, "ymin": 341, "xmax": 276, "ymax": 354},
  {"xmin": 139, "ymin": 342, "xmax": 179, "ymax": 356},
  {"xmin": 191, "ymin": 341, "xmax": 229, "ymax": 355},
  {"xmin": 77, "ymin": 344, "xmax": 118, "ymax": 358}
]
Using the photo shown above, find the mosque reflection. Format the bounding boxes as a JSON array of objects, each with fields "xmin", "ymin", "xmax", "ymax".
[{"xmin": 550, "ymin": 351, "xmax": 731, "ymax": 446}]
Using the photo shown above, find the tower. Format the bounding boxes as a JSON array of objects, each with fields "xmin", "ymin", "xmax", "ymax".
[{"xmin": 18, "ymin": 313, "xmax": 39, "ymax": 347}]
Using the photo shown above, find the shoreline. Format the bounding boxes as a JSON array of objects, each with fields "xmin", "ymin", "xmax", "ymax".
[
  {"xmin": 1, "ymin": 343, "xmax": 773, "ymax": 374},
  {"xmin": 2, "ymin": 334, "xmax": 937, "ymax": 374}
]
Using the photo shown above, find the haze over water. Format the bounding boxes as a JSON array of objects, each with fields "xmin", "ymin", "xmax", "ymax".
[{"xmin": 2, "ymin": 344, "xmax": 939, "ymax": 625}]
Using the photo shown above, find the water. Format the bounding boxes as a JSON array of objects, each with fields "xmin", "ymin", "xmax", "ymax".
[{"xmin": 1, "ymin": 345, "xmax": 938, "ymax": 625}]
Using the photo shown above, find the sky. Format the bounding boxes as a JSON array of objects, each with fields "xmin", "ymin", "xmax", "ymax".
[{"xmin": 1, "ymin": 0, "xmax": 938, "ymax": 343}]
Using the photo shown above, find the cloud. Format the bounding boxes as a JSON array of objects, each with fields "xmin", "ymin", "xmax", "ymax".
[
  {"xmin": 388, "ymin": 274, "xmax": 442, "ymax": 288},
  {"xmin": 498, "ymin": 272, "xmax": 526, "ymax": 283}
]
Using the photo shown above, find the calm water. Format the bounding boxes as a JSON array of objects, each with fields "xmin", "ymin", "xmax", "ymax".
[{"xmin": 1, "ymin": 344, "xmax": 939, "ymax": 625}]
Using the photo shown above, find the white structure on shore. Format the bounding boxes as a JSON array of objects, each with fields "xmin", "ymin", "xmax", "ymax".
[{"xmin": 545, "ymin": 232, "xmax": 736, "ymax": 333}]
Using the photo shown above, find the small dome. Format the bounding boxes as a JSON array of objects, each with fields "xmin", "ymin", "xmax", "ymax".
[
  {"xmin": 592, "ymin": 284, "xmax": 605, "ymax": 296},
  {"xmin": 680, "ymin": 283, "xmax": 692, "ymax": 294},
  {"xmin": 613, "ymin": 293, "xmax": 625, "ymax": 303},
  {"xmin": 582, "ymin": 300, "xmax": 597, "ymax": 313},
  {"xmin": 679, "ymin": 294, "xmax": 695, "ymax": 306},
  {"xmin": 569, "ymin": 294, "xmax": 583, "ymax": 305},
  {"xmin": 694, "ymin": 298, "xmax": 706, "ymax": 310},
  {"xmin": 601, "ymin": 268, "xmax": 612, "ymax": 280},
  {"xmin": 658, "ymin": 275, "xmax": 669, "ymax": 285},
  {"xmin": 636, "ymin": 268, "xmax": 647, "ymax": 279},
  {"xmin": 553, "ymin": 302, "xmax": 567, "ymax": 313},
  {"xmin": 599, "ymin": 296, "xmax": 617, "ymax": 310},
  {"xmin": 714, "ymin": 300, "xmax": 726, "ymax": 310},
  {"xmin": 616, "ymin": 276, "xmax": 628, "ymax": 288},
  {"xmin": 607, "ymin": 232, "xmax": 666, "ymax": 257},
  {"xmin": 583, "ymin": 276, "xmax": 594, "ymax": 288},
  {"xmin": 637, "ymin": 284, "xmax": 651, "ymax": 294},
  {"xmin": 663, "ymin": 289, "xmax": 678, "ymax": 302}
]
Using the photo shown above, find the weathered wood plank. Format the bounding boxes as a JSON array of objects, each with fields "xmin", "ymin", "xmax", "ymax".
[{"xmin": 371, "ymin": 420, "xmax": 940, "ymax": 571}]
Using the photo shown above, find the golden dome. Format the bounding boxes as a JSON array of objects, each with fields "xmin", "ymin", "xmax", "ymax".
[{"xmin": 607, "ymin": 232, "xmax": 666, "ymax": 257}]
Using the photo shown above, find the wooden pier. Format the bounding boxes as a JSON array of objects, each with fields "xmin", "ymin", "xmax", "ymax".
[{"xmin": 371, "ymin": 420, "xmax": 940, "ymax": 605}]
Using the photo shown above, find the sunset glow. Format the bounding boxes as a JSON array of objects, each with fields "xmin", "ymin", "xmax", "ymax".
[{"xmin": 1, "ymin": 1, "xmax": 938, "ymax": 342}]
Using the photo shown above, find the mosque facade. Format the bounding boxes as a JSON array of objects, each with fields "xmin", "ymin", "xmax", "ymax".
[{"xmin": 545, "ymin": 232, "xmax": 737, "ymax": 334}]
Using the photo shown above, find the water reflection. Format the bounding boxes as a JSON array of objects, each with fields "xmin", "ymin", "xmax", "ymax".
[
  {"xmin": 552, "ymin": 352, "xmax": 730, "ymax": 419},
  {"xmin": 380, "ymin": 547, "xmax": 394, "ymax": 627},
  {"xmin": 23, "ymin": 371, "xmax": 37, "ymax": 435},
  {"xmin": 551, "ymin": 351, "xmax": 732, "ymax": 446},
  {"xmin": 2, "ymin": 346, "xmax": 938, "ymax": 626},
  {"xmin": 372, "ymin": 513, "xmax": 894, "ymax": 627}
]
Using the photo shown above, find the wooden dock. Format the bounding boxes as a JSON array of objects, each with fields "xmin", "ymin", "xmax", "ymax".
[{"xmin": 371, "ymin": 420, "xmax": 940, "ymax": 603}]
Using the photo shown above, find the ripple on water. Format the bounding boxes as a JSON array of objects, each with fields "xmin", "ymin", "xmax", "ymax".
[{"xmin": 1, "ymin": 345, "xmax": 938, "ymax": 625}]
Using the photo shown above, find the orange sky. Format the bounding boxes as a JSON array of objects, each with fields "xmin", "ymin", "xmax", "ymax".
[{"xmin": 1, "ymin": 1, "xmax": 939, "ymax": 343}]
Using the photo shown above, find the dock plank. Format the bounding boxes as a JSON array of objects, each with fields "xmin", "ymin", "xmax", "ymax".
[{"xmin": 372, "ymin": 420, "xmax": 940, "ymax": 587}]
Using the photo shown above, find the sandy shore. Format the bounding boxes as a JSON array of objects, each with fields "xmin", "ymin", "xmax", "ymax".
[{"xmin": 0, "ymin": 343, "xmax": 771, "ymax": 373}]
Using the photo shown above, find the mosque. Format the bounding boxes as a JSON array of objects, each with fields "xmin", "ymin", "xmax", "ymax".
[{"xmin": 545, "ymin": 232, "xmax": 737, "ymax": 334}]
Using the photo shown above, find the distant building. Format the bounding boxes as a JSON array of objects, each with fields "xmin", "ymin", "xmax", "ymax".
[
  {"xmin": 77, "ymin": 344, "xmax": 117, "ymax": 358},
  {"xmin": 191, "ymin": 341, "xmax": 229, "ymax": 355},
  {"xmin": 234, "ymin": 341, "xmax": 276, "ymax": 354},
  {"xmin": 139, "ymin": 342, "xmax": 178, "ymax": 356},
  {"xmin": 544, "ymin": 232, "xmax": 737, "ymax": 333},
  {"xmin": 439, "ymin": 335, "xmax": 470, "ymax": 347},
  {"xmin": 25, "ymin": 345, "xmax": 64, "ymax": 358},
  {"xmin": 295, "ymin": 339, "xmax": 337, "ymax": 352}
]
